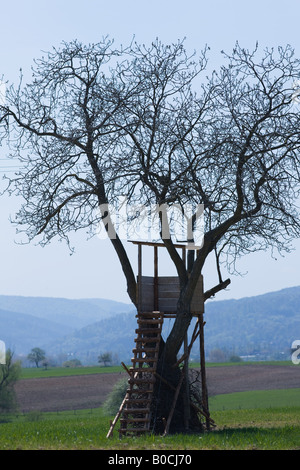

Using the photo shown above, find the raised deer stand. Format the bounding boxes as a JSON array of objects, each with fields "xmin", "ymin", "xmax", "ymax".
[{"xmin": 106, "ymin": 240, "xmax": 212, "ymax": 438}]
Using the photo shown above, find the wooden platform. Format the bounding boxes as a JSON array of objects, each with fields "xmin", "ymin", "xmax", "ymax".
[{"xmin": 138, "ymin": 275, "xmax": 204, "ymax": 314}]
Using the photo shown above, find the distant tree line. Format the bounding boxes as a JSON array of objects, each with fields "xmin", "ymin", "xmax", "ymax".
[{"xmin": 26, "ymin": 347, "xmax": 118, "ymax": 368}]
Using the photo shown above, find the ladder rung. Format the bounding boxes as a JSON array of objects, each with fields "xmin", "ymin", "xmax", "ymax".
[
  {"xmin": 131, "ymin": 357, "xmax": 157, "ymax": 363},
  {"xmin": 132, "ymin": 348, "xmax": 158, "ymax": 354},
  {"xmin": 126, "ymin": 389, "xmax": 153, "ymax": 395},
  {"xmin": 130, "ymin": 367, "xmax": 156, "ymax": 373},
  {"xmin": 118, "ymin": 428, "xmax": 149, "ymax": 433},
  {"xmin": 137, "ymin": 312, "xmax": 162, "ymax": 317},
  {"xmin": 125, "ymin": 398, "xmax": 151, "ymax": 404},
  {"xmin": 128, "ymin": 378, "xmax": 156, "ymax": 384},
  {"xmin": 120, "ymin": 418, "xmax": 150, "ymax": 423},
  {"xmin": 134, "ymin": 337, "xmax": 160, "ymax": 343},
  {"xmin": 123, "ymin": 408, "xmax": 150, "ymax": 414},
  {"xmin": 137, "ymin": 319, "xmax": 163, "ymax": 324},
  {"xmin": 135, "ymin": 328, "xmax": 162, "ymax": 334}
]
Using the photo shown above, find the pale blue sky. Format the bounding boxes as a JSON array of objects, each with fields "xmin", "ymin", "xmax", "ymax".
[{"xmin": 0, "ymin": 0, "xmax": 300, "ymax": 303}]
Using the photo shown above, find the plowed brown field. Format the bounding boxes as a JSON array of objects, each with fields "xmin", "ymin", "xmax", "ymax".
[{"xmin": 14, "ymin": 364, "xmax": 300, "ymax": 413}]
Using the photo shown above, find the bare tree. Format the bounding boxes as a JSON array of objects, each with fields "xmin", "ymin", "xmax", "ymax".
[
  {"xmin": 1, "ymin": 39, "xmax": 300, "ymax": 432},
  {"xmin": 98, "ymin": 352, "xmax": 112, "ymax": 367}
]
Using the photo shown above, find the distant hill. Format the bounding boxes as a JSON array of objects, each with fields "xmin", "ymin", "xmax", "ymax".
[
  {"xmin": 203, "ymin": 285, "xmax": 300, "ymax": 360},
  {"xmin": 0, "ymin": 286, "xmax": 299, "ymax": 364},
  {"xmin": 43, "ymin": 285, "xmax": 300, "ymax": 364},
  {"xmin": 0, "ymin": 295, "xmax": 134, "ymax": 358},
  {"xmin": 45, "ymin": 312, "xmax": 138, "ymax": 365},
  {"xmin": 0, "ymin": 307, "xmax": 73, "ymax": 354},
  {"xmin": 0, "ymin": 295, "xmax": 133, "ymax": 329}
]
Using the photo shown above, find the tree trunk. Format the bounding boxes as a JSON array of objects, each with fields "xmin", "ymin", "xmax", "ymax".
[
  {"xmin": 150, "ymin": 342, "xmax": 204, "ymax": 434},
  {"xmin": 148, "ymin": 300, "xmax": 205, "ymax": 434}
]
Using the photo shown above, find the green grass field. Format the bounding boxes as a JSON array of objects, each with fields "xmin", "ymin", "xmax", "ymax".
[
  {"xmin": 20, "ymin": 365, "xmax": 124, "ymax": 379},
  {"xmin": 0, "ymin": 401, "xmax": 299, "ymax": 450},
  {"xmin": 2, "ymin": 363, "xmax": 299, "ymax": 450},
  {"xmin": 20, "ymin": 360, "xmax": 292, "ymax": 379},
  {"xmin": 210, "ymin": 388, "xmax": 300, "ymax": 411}
]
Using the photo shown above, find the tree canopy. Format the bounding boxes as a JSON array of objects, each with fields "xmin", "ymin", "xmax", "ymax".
[{"xmin": 1, "ymin": 40, "xmax": 300, "ymax": 290}]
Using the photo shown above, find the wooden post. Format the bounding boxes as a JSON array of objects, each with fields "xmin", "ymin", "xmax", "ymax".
[
  {"xmin": 183, "ymin": 332, "xmax": 190, "ymax": 431},
  {"xmin": 154, "ymin": 245, "xmax": 158, "ymax": 311},
  {"xmin": 198, "ymin": 313, "xmax": 210, "ymax": 430},
  {"xmin": 138, "ymin": 243, "xmax": 142, "ymax": 311},
  {"xmin": 182, "ymin": 246, "xmax": 186, "ymax": 268},
  {"xmin": 106, "ymin": 394, "xmax": 128, "ymax": 438},
  {"xmin": 182, "ymin": 245, "xmax": 190, "ymax": 430}
]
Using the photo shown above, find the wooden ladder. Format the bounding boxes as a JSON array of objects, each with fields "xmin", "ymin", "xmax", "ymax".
[{"xmin": 107, "ymin": 311, "xmax": 163, "ymax": 437}]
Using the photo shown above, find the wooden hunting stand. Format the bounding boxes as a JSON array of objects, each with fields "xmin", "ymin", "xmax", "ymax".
[{"xmin": 106, "ymin": 240, "xmax": 212, "ymax": 438}]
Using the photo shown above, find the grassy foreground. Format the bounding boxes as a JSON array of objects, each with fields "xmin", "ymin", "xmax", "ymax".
[
  {"xmin": 0, "ymin": 407, "xmax": 298, "ymax": 450},
  {"xmin": 0, "ymin": 390, "xmax": 299, "ymax": 450},
  {"xmin": 5, "ymin": 363, "xmax": 299, "ymax": 450}
]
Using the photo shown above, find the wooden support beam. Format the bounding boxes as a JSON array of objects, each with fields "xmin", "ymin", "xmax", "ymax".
[
  {"xmin": 129, "ymin": 240, "xmax": 201, "ymax": 250},
  {"xmin": 137, "ymin": 244, "xmax": 142, "ymax": 310},
  {"xmin": 173, "ymin": 317, "xmax": 201, "ymax": 368},
  {"xmin": 154, "ymin": 372, "xmax": 176, "ymax": 390},
  {"xmin": 155, "ymin": 372, "xmax": 215, "ymax": 425},
  {"xmin": 154, "ymin": 245, "xmax": 158, "ymax": 311},
  {"xmin": 184, "ymin": 332, "xmax": 190, "ymax": 430},
  {"xmin": 106, "ymin": 394, "xmax": 128, "ymax": 438},
  {"xmin": 189, "ymin": 401, "xmax": 216, "ymax": 425},
  {"xmin": 198, "ymin": 313, "xmax": 210, "ymax": 430},
  {"xmin": 121, "ymin": 362, "xmax": 132, "ymax": 376}
]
